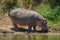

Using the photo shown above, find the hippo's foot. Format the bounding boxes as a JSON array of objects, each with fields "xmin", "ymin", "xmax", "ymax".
[
  {"xmin": 13, "ymin": 26, "xmax": 18, "ymax": 31},
  {"xmin": 33, "ymin": 30, "xmax": 36, "ymax": 33}
]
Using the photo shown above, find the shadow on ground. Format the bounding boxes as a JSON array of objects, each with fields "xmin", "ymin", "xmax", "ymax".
[{"xmin": 10, "ymin": 27, "xmax": 41, "ymax": 33}]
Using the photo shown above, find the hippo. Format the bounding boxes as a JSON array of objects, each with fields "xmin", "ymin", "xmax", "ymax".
[{"xmin": 8, "ymin": 8, "xmax": 48, "ymax": 33}]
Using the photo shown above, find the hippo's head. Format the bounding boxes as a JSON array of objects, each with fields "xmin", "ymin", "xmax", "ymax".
[
  {"xmin": 37, "ymin": 19, "xmax": 48, "ymax": 33},
  {"xmin": 40, "ymin": 20, "xmax": 48, "ymax": 33}
]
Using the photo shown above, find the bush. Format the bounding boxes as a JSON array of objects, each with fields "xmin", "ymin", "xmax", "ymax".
[{"xmin": 35, "ymin": 4, "xmax": 60, "ymax": 28}]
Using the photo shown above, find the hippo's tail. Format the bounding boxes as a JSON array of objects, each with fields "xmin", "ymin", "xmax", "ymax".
[{"xmin": 8, "ymin": 9, "xmax": 11, "ymax": 16}]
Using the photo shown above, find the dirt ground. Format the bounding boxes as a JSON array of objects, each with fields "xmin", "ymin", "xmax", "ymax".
[{"xmin": 0, "ymin": 14, "xmax": 60, "ymax": 33}]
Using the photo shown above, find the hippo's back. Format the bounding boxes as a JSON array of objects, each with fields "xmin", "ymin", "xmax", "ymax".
[{"xmin": 10, "ymin": 8, "xmax": 37, "ymax": 17}]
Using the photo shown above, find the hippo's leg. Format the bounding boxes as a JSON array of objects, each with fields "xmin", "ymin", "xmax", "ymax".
[
  {"xmin": 10, "ymin": 18, "xmax": 18, "ymax": 28},
  {"xmin": 33, "ymin": 25, "xmax": 36, "ymax": 32},
  {"xmin": 13, "ymin": 23, "xmax": 17, "ymax": 28},
  {"xmin": 12, "ymin": 22, "xmax": 19, "ymax": 31},
  {"xmin": 12, "ymin": 20, "xmax": 18, "ymax": 28},
  {"xmin": 28, "ymin": 24, "xmax": 32, "ymax": 33}
]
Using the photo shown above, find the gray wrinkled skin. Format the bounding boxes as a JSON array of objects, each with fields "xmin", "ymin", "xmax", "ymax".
[{"xmin": 9, "ymin": 8, "xmax": 48, "ymax": 33}]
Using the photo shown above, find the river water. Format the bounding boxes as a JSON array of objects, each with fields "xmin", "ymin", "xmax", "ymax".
[{"xmin": 0, "ymin": 33, "xmax": 60, "ymax": 40}]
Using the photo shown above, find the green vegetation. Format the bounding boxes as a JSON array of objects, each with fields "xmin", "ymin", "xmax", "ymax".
[
  {"xmin": 0, "ymin": 0, "xmax": 60, "ymax": 28},
  {"xmin": 35, "ymin": 4, "xmax": 60, "ymax": 28}
]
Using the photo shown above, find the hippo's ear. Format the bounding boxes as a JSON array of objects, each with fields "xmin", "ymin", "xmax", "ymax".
[{"xmin": 44, "ymin": 20, "xmax": 47, "ymax": 24}]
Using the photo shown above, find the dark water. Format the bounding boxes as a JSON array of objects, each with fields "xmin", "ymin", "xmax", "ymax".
[{"xmin": 0, "ymin": 33, "xmax": 60, "ymax": 40}]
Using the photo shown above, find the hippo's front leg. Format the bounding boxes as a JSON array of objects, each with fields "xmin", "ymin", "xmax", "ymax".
[
  {"xmin": 33, "ymin": 25, "xmax": 36, "ymax": 32},
  {"xmin": 28, "ymin": 24, "xmax": 32, "ymax": 33}
]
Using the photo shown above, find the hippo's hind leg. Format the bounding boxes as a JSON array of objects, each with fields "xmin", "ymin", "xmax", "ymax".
[
  {"xmin": 12, "ymin": 21, "xmax": 19, "ymax": 31},
  {"xmin": 13, "ymin": 22, "xmax": 17, "ymax": 28},
  {"xmin": 11, "ymin": 20, "xmax": 18, "ymax": 28},
  {"xmin": 10, "ymin": 17, "xmax": 18, "ymax": 28}
]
